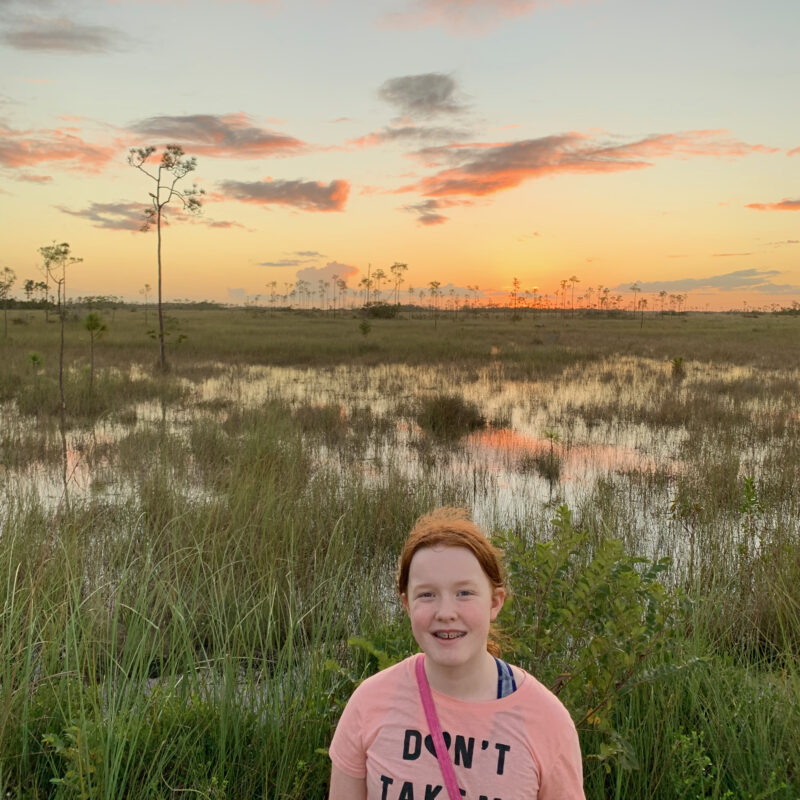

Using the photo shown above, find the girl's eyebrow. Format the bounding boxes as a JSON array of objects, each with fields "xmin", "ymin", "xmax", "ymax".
[{"xmin": 411, "ymin": 579, "xmax": 480, "ymax": 589}]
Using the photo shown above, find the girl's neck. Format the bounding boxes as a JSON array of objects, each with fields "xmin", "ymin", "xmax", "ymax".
[{"xmin": 423, "ymin": 651, "xmax": 498, "ymax": 702}]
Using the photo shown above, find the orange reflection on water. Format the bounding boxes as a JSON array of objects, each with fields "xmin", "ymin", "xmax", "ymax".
[{"xmin": 465, "ymin": 426, "xmax": 665, "ymax": 479}]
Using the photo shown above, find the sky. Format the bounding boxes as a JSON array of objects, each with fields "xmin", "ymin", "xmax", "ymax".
[{"xmin": 1, "ymin": 0, "xmax": 798, "ymax": 310}]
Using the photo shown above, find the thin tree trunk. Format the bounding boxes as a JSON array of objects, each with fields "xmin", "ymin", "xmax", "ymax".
[
  {"xmin": 157, "ymin": 205, "xmax": 166, "ymax": 371},
  {"xmin": 58, "ymin": 278, "xmax": 69, "ymax": 509}
]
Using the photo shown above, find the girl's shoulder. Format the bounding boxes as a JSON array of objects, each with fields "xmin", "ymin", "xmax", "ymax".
[
  {"xmin": 349, "ymin": 654, "xmax": 417, "ymax": 701},
  {"xmin": 511, "ymin": 665, "xmax": 578, "ymax": 728}
]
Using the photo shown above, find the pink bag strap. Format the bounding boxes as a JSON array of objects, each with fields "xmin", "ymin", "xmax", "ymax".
[{"xmin": 415, "ymin": 655, "xmax": 462, "ymax": 800}]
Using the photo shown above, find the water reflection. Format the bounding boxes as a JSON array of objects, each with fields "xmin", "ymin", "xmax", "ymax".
[{"xmin": 2, "ymin": 356, "xmax": 793, "ymax": 562}]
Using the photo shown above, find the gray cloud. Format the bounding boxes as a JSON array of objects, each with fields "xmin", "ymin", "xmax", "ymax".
[
  {"xmin": 379, "ymin": 73, "xmax": 466, "ymax": 118},
  {"xmin": 2, "ymin": 16, "xmax": 129, "ymax": 53},
  {"xmin": 614, "ymin": 269, "xmax": 799, "ymax": 294},
  {"xmin": 259, "ymin": 259, "xmax": 306, "ymax": 268},
  {"xmin": 348, "ymin": 123, "xmax": 470, "ymax": 149},
  {"xmin": 403, "ymin": 199, "xmax": 448, "ymax": 226},
  {"xmin": 130, "ymin": 113, "xmax": 304, "ymax": 158},
  {"xmin": 219, "ymin": 178, "xmax": 349, "ymax": 212},
  {"xmin": 295, "ymin": 261, "xmax": 358, "ymax": 285},
  {"xmin": 259, "ymin": 250, "xmax": 325, "ymax": 267},
  {"xmin": 56, "ymin": 201, "xmax": 150, "ymax": 231},
  {"xmin": 8, "ymin": 170, "xmax": 52, "ymax": 183}
]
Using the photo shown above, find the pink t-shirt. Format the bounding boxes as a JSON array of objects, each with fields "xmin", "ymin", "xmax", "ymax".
[{"xmin": 329, "ymin": 654, "xmax": 585, "ymax": 800}]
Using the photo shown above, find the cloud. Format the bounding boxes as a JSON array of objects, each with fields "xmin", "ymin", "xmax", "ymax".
[
  {"xmin": 56, "ymin": 201, "xmax": 150, "ymax": 231},
  {"xmin": 403, "ymin": 199, "xmax": 449, "ymax": 226},
  {"xmin": 378, "ymin": 73, "xmax": 466, "ymax": 118},
  {"xmin": 712, "ymin": 252, "xmax": 751, "ymax": 257},
  {"xmin": 0, "ymin": 120, "xmax": 117, "ymax": 172},
  {"xmin": 295, "ymin": 261, "xmax": 358, "ymax": 285},
  {"xmin": 402, "ymin": 130, "xmax": 775, "ymax": 198},
  {"xmin": 788, "ymin": 146, "xmax": 800, "ymax": 157},
  {"xmin": 259, "ymin": 259, "xmax": 307, "ymax": 268},
  {"xmin": 219, "ymin": 178, "xmax": 349, "ymax": 211},
  {"xmin": 347, "ymin": 123, "xmax": 470, "ymax": 149},
  {"xmin": 615, "ymin": 269, "xmax": 799, "ymax": 294},
  {"xmin": 1, "ymin": 16, "xmax": 129, "ymax": 53},
  {"xmin": 382, "ymin": 0, "xmax": 574, "ymax": 33},
  {"xmin": 7, "ymin": 170, "xmax": 52, "ymax": 182},
  {"xmin": 745, "ymin": 198, "xmax": 800, "ymax": 211},
  {"xmin": 259, "ymin": 250, "xmax": 326, "ymax": 267},
  {"xmin": 129, "ymin": 113, "xmax": 305, "ymax": 158},
  {"xmin": 201, "ymin": 218, "xmax": 247, "ymax": 229}
]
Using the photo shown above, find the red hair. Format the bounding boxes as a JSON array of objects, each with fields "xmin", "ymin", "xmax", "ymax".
[{"xmin": 397, "ymin": 507, "xmax": 506, "ymax": 657}]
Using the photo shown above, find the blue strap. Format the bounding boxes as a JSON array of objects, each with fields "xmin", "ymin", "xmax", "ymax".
[{"xmin": 494, "ymin": 657, "xmax": 518, "ymax": 698}]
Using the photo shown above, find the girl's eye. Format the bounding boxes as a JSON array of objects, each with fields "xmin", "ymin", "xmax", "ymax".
[
  {"xmin": 418, "ymin": 591, "xmax": 434, "ymax": 599},
  {"xmin": 457, "ymin": 590, "xmax": 475, "ymax": 597}
]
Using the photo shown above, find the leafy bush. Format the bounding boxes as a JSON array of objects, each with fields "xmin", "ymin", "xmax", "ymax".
[
  {"xmin": 495, "ymin": 505, "xmax": 692, "ymax": 770},
  {"xmin": 365, "ymin": 303, "xmax": 399, "ymax": 319}
]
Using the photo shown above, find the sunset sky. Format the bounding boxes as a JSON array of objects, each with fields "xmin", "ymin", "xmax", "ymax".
[{"xmin": 1, "ymin": 0, "xmax": 798, "ymax": 309}]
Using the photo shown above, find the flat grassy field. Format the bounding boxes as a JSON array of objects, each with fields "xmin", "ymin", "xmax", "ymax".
[{"xmin": 1, "ymin": 308, "xmax": 798, "ymax": 799}]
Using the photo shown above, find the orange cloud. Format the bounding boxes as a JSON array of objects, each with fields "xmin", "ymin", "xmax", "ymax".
[
  {"xmin": 129, "ymin": 113, "xmax": 305, "ymax": 158},
  {"xmin": 0, "ymin": 121, "xmax": 117, "ymax": 172},
  {"xmin": 745, "ymin": 199, "xmax": 800, "ymax": 211},
  {"xmin": 401, "ymin": 130, "xmax": 775, "ymax": 199},
  {"xmin": 788, "ymin": 146, "xmax": 800, "ymax": 157}
]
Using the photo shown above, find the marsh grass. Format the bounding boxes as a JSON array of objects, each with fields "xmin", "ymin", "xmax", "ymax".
[
  {"xmin": 416, "ymin": 393, "xmax": 485, "ymax": 439},
  {"xmin": 1, "ymin": 310, "xmax": 799, "ymax": 797}
]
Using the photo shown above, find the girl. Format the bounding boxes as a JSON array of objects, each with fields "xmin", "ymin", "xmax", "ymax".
[{"xmin": 329, "ymin": 507, "xmax": 585, "ymax": 800}]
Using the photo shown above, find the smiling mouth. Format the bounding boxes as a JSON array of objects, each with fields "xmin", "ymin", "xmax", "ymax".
[{"xmin": 434, "ymin": 632, "xmax": 466, "ymax": 639}]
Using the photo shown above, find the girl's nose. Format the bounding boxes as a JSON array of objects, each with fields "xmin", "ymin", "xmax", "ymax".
[{"xmin": 434, "ymin": 597, "xmax": 457, "ymax": 619}]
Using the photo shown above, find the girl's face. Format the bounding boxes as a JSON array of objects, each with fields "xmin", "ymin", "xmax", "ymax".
[{"xmin": 401, "ymin": 545, "xmax": 505, "ymax": 674}]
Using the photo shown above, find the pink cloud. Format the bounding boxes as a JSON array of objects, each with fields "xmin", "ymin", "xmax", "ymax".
[
  {"xmin": 382, "ymin": 0, "xmax": 578, "ymax": 33},
  {"xmin": 0, "ymin": 121, "xmax": 117, "ymax": 172},
  {"xmin": 745, "ymin": 199, "xmax": 800, "ymax": 211},
  {"xmin": 788, "ymin": 146, "xmax": 800, "ymax": 157},
  {"xmin": 399, "ymin": 130, "xmax": 776, "ymax": 199}
]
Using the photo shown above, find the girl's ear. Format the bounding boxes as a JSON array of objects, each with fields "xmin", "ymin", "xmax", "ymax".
[
  {"xmin": 489, "ymin": 587, "xmax": 505, "ymax": 621},
  {"xmin": 400, "ymin": 593, "xmax": 409, "ymax": 614}
]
